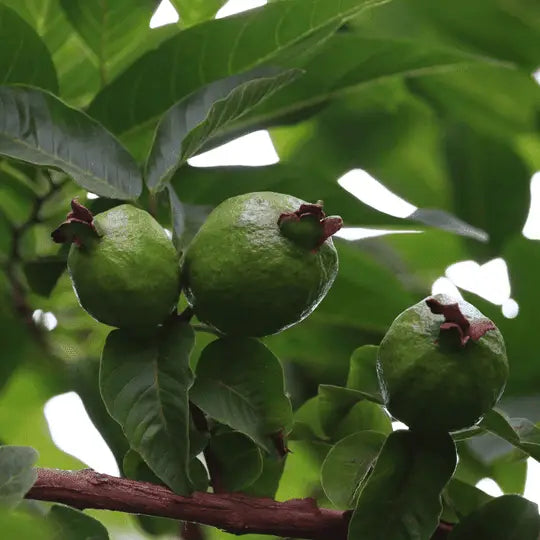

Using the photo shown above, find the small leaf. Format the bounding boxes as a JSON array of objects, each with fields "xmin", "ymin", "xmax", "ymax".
[
  {"xmin": 145, "ymin": 68, "xmax": 301, "ymax": 191},
  {"xmin": 242, "ymin": 454, "xmax": 285, "ymax": 499},
  {"xmin": 190, "ymin": 338, "xmax": 293, "ymax": 453},
  {"xmin": 100, "ymin": 320, "xmax": 195, "ymax": 494},
  {"xmin": 346, "ymin": 345, "xmax": 383, "ymax": 403},
  {"xmin": 318, "ymin": 385, "xmax": 391, "ymax": 440},
  {"xmin": 349, "ymin": 430, "xmax": 457, "ymax": 540},
  {"xmin": 0, "ymin": 445, "xmax": 38, "ymax": 508},
  {"xmin": 170, "ymin": 0, "xmax": 227, "ymax": 27},
  {"xmin": 444, "ymin": 478, "xmax": 493, "ymax": 520},
  {"xmin": 0, "ymin": 5, "xmax": 58, "ymax": 91},
  {"xmin": 23, "ymin": 256, "xmax": 67, "ymax": 297},
  {"xmin": 0, "ymin": 508, "xmax": 54, "ymax": 539},
  {"xmin": 448, "ymin": 495, "xmax": 540, "ymax": 540},
  {"xmin": 208, "ymin": 430, "xmax": 263, "ymax": 492},
  {"xmin": 47, "ymin": 505, "xmax": 109, "ymax": 540},
  {"xmin": 0, "ymin": 86, "xmax": 142, "ymax": 199},
  {"xmin": 321, "ymin": 430, "xmax": 386, "ymax": 509}
]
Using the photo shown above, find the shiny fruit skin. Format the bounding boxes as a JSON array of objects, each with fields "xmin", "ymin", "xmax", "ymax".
[
  {"xmin": 181, "ymin": 192, "xmax": 339, "ymax": 337},
  {"xmin": 68, "ymin": 204, "xmax": 180, "ymax": 328},
  {"xmin": 377, "ymin": 294, "xmax": 508, "ymax": 432}
]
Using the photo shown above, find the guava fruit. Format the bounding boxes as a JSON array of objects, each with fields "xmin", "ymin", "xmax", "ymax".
[
  {"xmin": 181, "ymin": 192, "xmax": 343, "ymax": 337},
  {"xmin": 377, "ymin": 294, "xmax": 508, "ymax": 432},
  {"xmin": 52, "ymin": 200, "xmax": 180, "ymax": 328}
]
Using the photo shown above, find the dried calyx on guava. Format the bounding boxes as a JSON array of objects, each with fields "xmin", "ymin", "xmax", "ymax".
[
  {"xmin": 181, "ymin": 192, "xmax": 343, "ymax": 337},
  {"xmin": 377, "ymin": 294, "xmax": 508, "ymax": 433},
  {"xmin": 52, "ymin": 199, "xmax": 180, "ymax": 329}
]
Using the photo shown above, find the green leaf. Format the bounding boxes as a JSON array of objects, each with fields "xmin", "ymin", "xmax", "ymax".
[
  {"xmin": 208, "ymin": 431, "xmax": 263, "ymax": 492},
  {"xmin": 59, "ymin": 0, "xmax": 177, "ymax": 86},
  {"xmin": 100, "ymin": 320, "xmax": 195, "ymax": 494},
  {"xmin": 146, "ymin": 68, "xmax": 301, "ymax": 191},
  {"xmin": 349, "ymin": 430, "xmax": 457, "ymax": 540},
  {"xmin": 88, "ymin": 0, "xmax": 390, "ymax": 136},
  {"xmin": 170, "ymin": 0, "xmax": 227, "ymax": 27},
  {"xmin": 47, "ymin": 505, "xmax": 109, "ymax": 540},
  {"xmin": 346, "ymin": 345, "xmax": 383, "ymax": 404},
  {"xmin": 0, "ymin": 445, "xmax": 38, "ymax": 508},
  {"xmin": 23, "ymin": 255, "xmax": 66, "ymax": 297},
  {"xmin": 0, "ymin": 86, "xmax": 142, "ymax": 199},
  {"xmin": 190, "ymin": 338, "xmax": 293, "ymax": 453},
  {"xmin": 318, "ymin": 385, "xmax": 391, "ymax": 440},
  {"xmin": 444, "ymin": 479, "xmax": 493, "ymax": 520},
  {"xmin": 0, "ymin": 508, "xmax": 54, "ymax": 539},
  {"xmin": 480, "ymin": 409, "xmax": 540, "ymax": 461},
  {"xmin": 321, "ymin": 430, "xmax": 386, "ymax": 509},
  {"xmin": 242, "ymin": 453, "xmax": 284, "ymax": 499},
  {"xmin": 448, "ymin": 495, "xmax": 540, "ymax": 540},
  {"xmin": 0, "ymin": 5, "xmax": 57, "ymax": 91}
]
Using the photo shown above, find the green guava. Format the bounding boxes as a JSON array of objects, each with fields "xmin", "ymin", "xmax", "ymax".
[
  {"xmin": 52, "ymin": 200, "xmax": 180, "ymax": 328},
  {"xmin": 181, "ymin": 192, "xmax": 343, "ymax": 337},
  {"xmin": 377, "ymin": 294, "xmax": 508, "ymax": 432}
]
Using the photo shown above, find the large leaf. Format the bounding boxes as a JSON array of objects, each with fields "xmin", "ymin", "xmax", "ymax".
[
  {"xmin": 0, "ymin": 5, "xmax": 57, "ymax": 91},
  {"xmin": 190, "ymin": 338, "xmax": 293, "ymax": 453},
  {"xmin": 146, "ymin": 68, "xmax": 301, "ymax": 191},
  {"xmin": 0, "ymin": 445, "xmax": 38, "ymax": 508},
  {"xmin": 321, "ymin": 430, "xmax": 386, "ymax": 509},
  {"xmin": 47, "ymin": 505, "xmax": 109, "ymax": 540},
  {"xmin": 0, "ymin": 508, "xmax": 53, "ymax": 539},
  {"xmin": 448, "ymin": 495, "xmax": 540, "ymax": 540},
  {"xmin": 349, "ymin": 430, "xmax": 457, "ymax": 540},
  {"xmin": 100, "ymin": 320, "xmax": 195, "ymax": 494},
  {"xmin": 88, "ymin": 0, "xmax": 390, "ymax": 136},
  {"xmin": 59, "ymin": 0, "xmax": 177, "ymax": 85},
  {"xmin": 0, "ymin": 86, "xmax": 142, "ymax": 199}
]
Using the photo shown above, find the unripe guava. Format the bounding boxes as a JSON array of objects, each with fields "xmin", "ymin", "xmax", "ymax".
[
  {"xmin": 181, "ymin": 192, "xmax": 342, "ymax": 337},
  {"xmin": 377, "ymin": 294, "xmax": 508, "ymax": 432},
  {"xmin": 52, "ymin": 200, "xmax": 180, "ymax": 328}
]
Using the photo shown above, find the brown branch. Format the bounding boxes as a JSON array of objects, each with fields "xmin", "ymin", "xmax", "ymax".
[{"xmin": 26, "ymin": 468, "xmax": 349, "ymax": 540}]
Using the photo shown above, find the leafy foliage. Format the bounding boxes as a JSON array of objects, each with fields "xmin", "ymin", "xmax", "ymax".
[{"xmin": 0, "ymin": 0, "xmax": 539, "ymax": 538}]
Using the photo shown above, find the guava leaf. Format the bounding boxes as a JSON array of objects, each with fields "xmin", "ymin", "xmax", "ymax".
[
  {"xmin": 190, "ymin": 338, "xmax": 293, "ymax": 454},
  {"xmin": 0, "ymin": 86, "xmax": 142, "ymax": 199},
  {"xmin": 0, "ymin": 5, "xmax": 57, "ymax": 91},
  {"xmin": 443, "ymin": 479, "xmax": 493, "ymax": 520},
  {"xmin": 23, "ymin": 255, "xmax": 66, "ymax": 297},
  {"xmin": 480, "ymin": 409, "xmax": 540, "ymax": 461},
  {"xmin": 208, "ymin": 430, "xmax": 263, "ymax": 492},
  {"xmin": 349, "ymin": 430, "xmax": 457, "ymax": 540},
  {"xmin": 318, "ymin": 385, "xmax": 391, "ymax": 440},
  {"xmin": 448, "ymin": 495, "xmax": 540, "ymax": 540},
  {"xmin": 0, "ymin": 446, "xmax": 38, "ymax": 508},
  {"xmin": 47, "ymin": 505, "xmax": 109, "ymax": 540},
  {"xmin": 88, "ymin": 0, "xmax": 390, "ymax": 136},
  {"xmin": 100, "ymin": 320, "xmax": 195, "ymax": 494},
  {"xmin": 145, "ymin": 68, "xmax": 301, "ymax": 191},
  {"xmin": 321, "ymin": 430, "xmax": 386, "ymax": 509},
  {"xmin": 346, "ymin": 345, "xmax": 383, "ymax": 404}
]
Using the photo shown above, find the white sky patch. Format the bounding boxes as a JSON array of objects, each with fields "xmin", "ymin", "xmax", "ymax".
[
  {"xmin": 32, "ymin": 309, "xmax": 58, "ymax": 331},
  {"xmin": 533, "ymin": 69, "xmax": 540, "ymax": 85},
  {"xmin": 445, "ymin": 258, "xmax": 511, "ymax": 306},
  {"xmin": 86, "ymin": 192, "xmax": 99, "ymax": 200},
  {"xmin": 335, "ymin": 227, "xmax": 421, "ymax": 241},
  {"xmin": 338, "ymin": 169, "xmax": 417, "ymax": 219},
  {"xmin": 150, "ymin": 0, "xmax": 179, "ymax": 28},
  {"xmin": 501, "ymin": 298, "xmax": 519, "ymax": 319},
  {"xmin": 392, "ymin": 421, "xmax": 408, "ymax": 431},
  {"xmin": 188, "ymin": 130, "xmax": 279, "ymax": 167},
  {"xmin": 44, "ymin": 392, "xmax": 120, "ymax": 476},
  {"xmin": 216, "ymin": 0, "xmax": 267, "ymax": 19},
  {"xmin": 475, "ymin": 477, "xmax": 504, "ymax": 497},
  {"xmin": 522, "ymin": 172, "xmax": 540, "ymax": 240},
  {"xmin": 431, "ymin": 277, "xmax": 464, "ymax": 300},
  {"xmin": 525, "ymin": 457, "xmax": 540, "ymax": 508}
]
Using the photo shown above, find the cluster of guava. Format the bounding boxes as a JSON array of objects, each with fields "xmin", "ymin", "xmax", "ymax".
[
  {"xmin": 52, "ymin": 192, "xmax": 343, "ymax": 336},
  {"xmin": 53, "ymin": 194, "xmax": 509, "ymax": 434}
]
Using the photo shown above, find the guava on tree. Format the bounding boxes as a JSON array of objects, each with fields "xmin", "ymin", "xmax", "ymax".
[
  {"xmin": 52, "ymin": 199, "xmax": 180, "ymax": 329},
  {"xmin": 377, "ymin": 294, "xmax": 508, "ymax": 432},
  {"xmin": 181, "ymin": 191, "xmax": 343, "ymax": 337}
]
